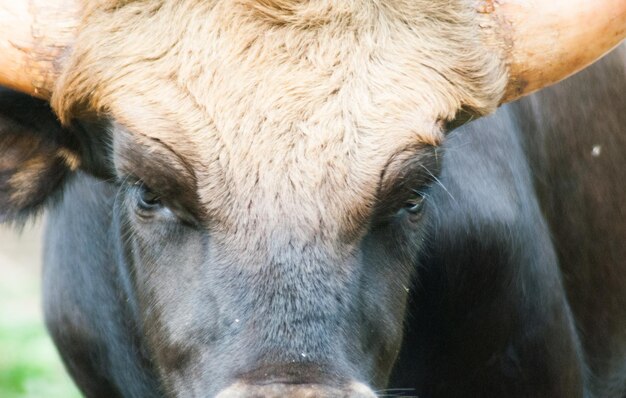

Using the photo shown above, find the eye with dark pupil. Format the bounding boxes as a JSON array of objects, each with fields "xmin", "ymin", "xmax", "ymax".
[
  {"xmin": 404, "ymin": 190, "xmax": 425, "ymax": 214},
  {"xmin": 137, "ymin": 183, "xmax": 162, "ymax": 210}
]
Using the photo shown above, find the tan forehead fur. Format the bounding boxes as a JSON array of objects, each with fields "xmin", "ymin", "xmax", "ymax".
[{"xmin": 51, "ymin": 0, "xmax": 507, "ymax": 246}]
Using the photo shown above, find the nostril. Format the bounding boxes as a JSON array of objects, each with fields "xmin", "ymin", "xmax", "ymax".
[{"xmin": 215, "ymin": 382, "xmax": 378, "ymax": 398}]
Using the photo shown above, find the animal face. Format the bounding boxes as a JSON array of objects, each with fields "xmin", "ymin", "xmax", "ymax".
[
  {"xmin": 38, "ymin": 2, "xmax": 508, "ymax": 394},
  {"xmin": 109, "ymin": 119, "xmax": 442, "ymax": 394}
]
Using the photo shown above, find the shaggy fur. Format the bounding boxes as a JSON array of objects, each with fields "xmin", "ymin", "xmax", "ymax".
[{"xmin": 50, "ymin": 0, "xmax": 507, "ymax": 248}]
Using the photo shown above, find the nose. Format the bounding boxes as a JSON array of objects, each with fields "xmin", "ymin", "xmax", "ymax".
[{"xmin": 215, "ymin": 381, "xmax": 378, "ymax": 398}]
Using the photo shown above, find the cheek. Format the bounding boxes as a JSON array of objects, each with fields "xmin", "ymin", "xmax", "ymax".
[
  {"xmin": 124, "ymin": 220, "xmax": 221, "ymax": 359},
  {"xmin": 130, "ymin": 234, "xmax": 234, "ymax": 388},
  {"xmin": 355, "ymin": 223, "xmax": 425, "ymax": 382},
  {"xmin": 130, "ymin": 228, "xmax": 208, "ymax": 311},
  {"xmin": 356, "ymin": 267, "xmax": 412, "ymax": 385}
]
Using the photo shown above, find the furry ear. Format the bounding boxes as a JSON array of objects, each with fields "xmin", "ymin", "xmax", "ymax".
[{"xmin": 0, "ymin": 89, "xmax": 83, "ymax": 223}]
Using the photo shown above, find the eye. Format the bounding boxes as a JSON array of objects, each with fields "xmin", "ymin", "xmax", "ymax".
[
  {"xmin": 135, "ymin": 182, "xmax": 162, "ymax": 211},
  {"xmin": 403, "ymin": 190, "xmax": 426, "ymax": 215}
]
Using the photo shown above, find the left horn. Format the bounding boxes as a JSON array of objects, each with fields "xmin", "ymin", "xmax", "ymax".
[
  {"xmin": 484, "ymin": 0, "xmax": 626, "ymax": 103},
  {"xmin": 0, "ymin": 1, "xmax": 80, "ymax": 99}
]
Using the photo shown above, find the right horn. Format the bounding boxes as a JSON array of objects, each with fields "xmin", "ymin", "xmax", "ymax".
[
  {"xmin": 0, "ymin": 1, "xmax": 80, "ymax": 99},
  {"xmin": 484, "ymin": 0, "xmax": 626, "ymax": 103}
]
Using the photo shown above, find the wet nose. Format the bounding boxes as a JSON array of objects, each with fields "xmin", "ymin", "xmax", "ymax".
[{"xmin": 215, "ymin": 381, "xmax": 378, "ymax": 398}]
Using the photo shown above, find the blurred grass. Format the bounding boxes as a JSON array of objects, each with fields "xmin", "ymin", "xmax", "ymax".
[{"xmin": 0, "ymin": 222, "xmax": 82, "ymax": 398}]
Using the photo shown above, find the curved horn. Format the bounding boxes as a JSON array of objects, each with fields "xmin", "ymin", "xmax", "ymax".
[
  {"xmin": 0, "ymin": 1, "xmax": 80, "ymax": 99},
  {"xmin": 484, "ymin": 0, "xmax": 626, "ymax": 103}
]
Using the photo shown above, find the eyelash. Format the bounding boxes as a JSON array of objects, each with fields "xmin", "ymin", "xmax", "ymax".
[
  {"xmin": 128, "ymin": 180, "xmax": 199, "ymax": 227},
  {"xmin": 403, "ymin": 189, "xmax": 426, "ymax": 215},
  {"xmin": 134, "ymin": 181, "xmax": 163, "ymax": 211}
]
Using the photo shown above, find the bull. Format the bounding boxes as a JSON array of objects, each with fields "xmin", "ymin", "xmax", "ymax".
[{"xmin": 0, "ymin": 0, "xmax": 625, "ymax": 397}]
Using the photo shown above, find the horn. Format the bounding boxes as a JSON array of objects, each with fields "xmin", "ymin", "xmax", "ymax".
[
  {"xmin": 483, "ymin": 0, "xmax": 626, "ymax": 103},
  {"xmin": 0, "ymin": 1, "xmax": 80, "ymax": 99}
]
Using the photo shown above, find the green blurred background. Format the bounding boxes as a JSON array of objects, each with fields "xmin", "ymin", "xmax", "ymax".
[{"xmin": 0, "ymin": 222, "xmax": 81, "ymax": 398}]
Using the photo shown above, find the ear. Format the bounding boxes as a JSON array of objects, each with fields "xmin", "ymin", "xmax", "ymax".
[{"xmin": 0, "ymin": 88, "xmax": 109, "ymax": 224}]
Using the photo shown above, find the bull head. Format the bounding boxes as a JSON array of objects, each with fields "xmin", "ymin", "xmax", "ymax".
[{"xmin": 0, "ymin": 1, "xmax": 624, "ymax": 397}]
